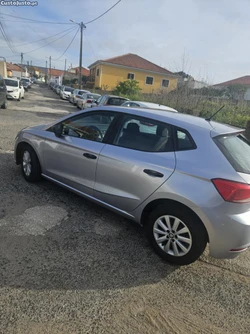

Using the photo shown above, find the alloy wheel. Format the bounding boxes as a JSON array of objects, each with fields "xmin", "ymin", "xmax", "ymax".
[
  {"xmin": 22, "ymin": 150, "xmax": 32, "ymax": 176},
  {"xmin": 153, "ymin": 215, "xmax": 192, "ymax": 257}
]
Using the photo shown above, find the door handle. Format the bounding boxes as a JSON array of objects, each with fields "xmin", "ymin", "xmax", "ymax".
[
  {"xmin": 143, "ymin": 169, "xmax": 164, "ymax": 178},
  {"xmin": 83, "ymin": 153, "xmax": 97, "ymax": 160}
]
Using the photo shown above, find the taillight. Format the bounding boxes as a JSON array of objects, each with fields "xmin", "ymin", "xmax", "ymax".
[
  {"xmin": 86, "ymin": 99, "xmax": 92, "ymax": 103},
  {"xmin": 212, "ymin": 178, "xmax": 250, "ymax": 203}
]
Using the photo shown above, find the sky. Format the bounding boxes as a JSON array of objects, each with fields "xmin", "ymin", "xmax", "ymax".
[{"xmin": 0, "ymin": 0, "xmax": 249, "ymax": 84}]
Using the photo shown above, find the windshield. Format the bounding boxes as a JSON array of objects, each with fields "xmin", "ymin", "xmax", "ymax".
[
  {"xmin": 215, "ymin": 134, "xmax": 250, "ymax": 174},
  {"xmin": 4, "ymin": 79, "xmax": 18, "ymax": 87}
]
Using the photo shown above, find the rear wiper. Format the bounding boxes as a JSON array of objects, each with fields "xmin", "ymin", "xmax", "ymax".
[{"xmin": 205, "ymin": 105, "xmax": 225, "ymax": 122}]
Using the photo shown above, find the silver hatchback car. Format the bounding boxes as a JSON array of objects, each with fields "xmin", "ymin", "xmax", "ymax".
[{"xmin": 14, "ymin": 106, "xmax": 250, "ymax": 265}]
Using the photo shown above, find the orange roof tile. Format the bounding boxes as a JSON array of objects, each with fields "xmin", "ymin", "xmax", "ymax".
[
  {"xmin": 214, "ymin": 76, "xmax": 250, "ymax": 87},
  {"xmin": 89, "ymin": 53, "xmax": 174, "ymax": 75}
]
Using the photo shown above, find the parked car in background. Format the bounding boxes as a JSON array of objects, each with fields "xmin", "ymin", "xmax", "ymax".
[
  {"xmin": 49, "ymin": 82, "xmax": 55, "ymax": 89},
  {"xmin": 121, "ymin": 101, "xmax": 178, "ymax": 112},
  {"xmin": 21, "ymin": 79, "xmax": 29, "ymax": 91},
  {"xmin": 21, "ymin": 77, "xmax": 32, "ymax": 89},
  {"xmin": 0, "ymin": 74, "xmax": 7, "ymax": 109},
  {"xmin": 14, "ymin": 106, "xmax": 250, "ymax": 265},
  {"xmin": 60, "ymin": 86, "xmax": 74, "ymax": 100},
  {"xmin": 53, "ymin": 84, "xmax": 59, "ymax": 92},
  {"xmin": 4, "ymin": 78, "xmax": 24, "ymax": 101},
  {"xmin": 76, "ymin": 93, "xmax": 101, "ymax": 109},
  {"xmin": 92, "ymin": 95, "xmax": 129, "ymax": 107},
  {"xmin": 69, "ymin": 89, "xmax": 90, "ymax": 105},
  {"xmin": 56, "ymin": 85, "xmax": 62, "ymax": 95}
]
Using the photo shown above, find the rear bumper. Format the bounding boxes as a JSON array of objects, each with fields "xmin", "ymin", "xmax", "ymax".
[{"xmin": 204, "ymin": 208, "xmax": 250, "ymax": 259}]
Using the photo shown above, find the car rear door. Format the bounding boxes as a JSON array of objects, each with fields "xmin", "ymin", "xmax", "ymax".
[
  {"xmin": 94, "ymin": 114, "xmax": 176, "ymax": 212},
  {"xmin": 42, "ymin": 110, "xmax": 118, "ymax": 196}
]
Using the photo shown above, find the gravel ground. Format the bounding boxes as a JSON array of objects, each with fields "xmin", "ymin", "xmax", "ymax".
[{"xmin": 0, "ymin": 84, "xmax": 250, "ymax": 334}]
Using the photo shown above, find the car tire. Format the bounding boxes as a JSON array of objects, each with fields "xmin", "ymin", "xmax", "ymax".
[
  {"xmin": 18, "ymin": 94, "xmax": 21, "ymax": 101},
  {"xmin": 1, "ymin": 100, "xmax": 7, "ymax": 109},
  {"xmin": 21, "ymin": 145, "xmax": 42, "ymax": 183},
  {"xmin": 145, "ymin": 204, "xmax": 207, "ymax": 265}
]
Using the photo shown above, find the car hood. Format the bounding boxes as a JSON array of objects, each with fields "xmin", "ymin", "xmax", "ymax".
[{"xmin": 24, "ymin": 124, "xmax": 47, "ymax": 132}]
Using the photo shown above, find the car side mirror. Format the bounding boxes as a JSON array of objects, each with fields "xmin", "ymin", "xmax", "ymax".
[{"xmin": 53, "ymin": 124, "xmax": 63, "ymax": 137}]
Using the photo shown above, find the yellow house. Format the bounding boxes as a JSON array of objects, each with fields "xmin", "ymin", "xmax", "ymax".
[{"xmin": 88, "ymin": 53, "xmax": 178, "ymax": 94}]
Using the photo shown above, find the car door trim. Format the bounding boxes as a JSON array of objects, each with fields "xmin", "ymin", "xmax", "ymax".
[{"xmin": 41, "ymin": 173, "xmax": 136, "ymax": 220}]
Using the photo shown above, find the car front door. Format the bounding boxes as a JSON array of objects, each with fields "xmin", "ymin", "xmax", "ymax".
[
  {"xmin": 42, "ymin": 110, "xmax": 117, "ymax": 196},
  {"xmin": 94, "ymin": 114, "xmax": 176, "ymax": 212}
]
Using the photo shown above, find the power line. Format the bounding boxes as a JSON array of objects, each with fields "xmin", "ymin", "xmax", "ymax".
[
  {"xmin": 14, "ymin": 26, "xmax": 76, "ymax": 47},
  {"xmin": 23, "ymin": 26, "xmax": 78, "ymax": 55},
  {"xmin": 52, "ymin": 27, "xmax": 80, "ymax": 60},
  {"xmin": 84, "ymin": 30, "xmax": 96, "ymax": 57},
  {"xmin": 84, "ymin": 0, "xmax": 122, "ymax": 25},
  {"xmin": 0, "ymin": 13, "xmax": 75, "ymax": 25},
  {"xmin": 0, "ymin": 22, "xmax": 18, "ymax": 55},
  {"xmin": 10, "ymin": 8, "xmax": 44, "ymax": 39}
]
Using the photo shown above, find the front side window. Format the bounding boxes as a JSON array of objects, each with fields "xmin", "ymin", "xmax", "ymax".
[
  {"xmin": 58, "ymin": 111, "xmax": 116, "ymax": 142},
  {"xmin": 146, "ymin": 76, "xmax": 154, "ymax": 85},
  {"xmin": 114, "ymin": 116, "xmax": 173, "ymax": 152},
  {"xmin": 127, "ymin": 73, "xmax": 135, "ymax": 80},
  {"xmin": 162, "ymin": 79, "xmax": 169, "ymax": 87}
]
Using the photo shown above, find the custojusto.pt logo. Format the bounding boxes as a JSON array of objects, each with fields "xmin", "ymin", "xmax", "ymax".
[{"xmin": 0, "ymin": 0, "xmax": 38, "ymax": 6}]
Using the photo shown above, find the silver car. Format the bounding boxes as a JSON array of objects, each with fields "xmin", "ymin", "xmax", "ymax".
[{"xmin": 14, "ymin": 107, "xmax": 250, "ymax": 265}]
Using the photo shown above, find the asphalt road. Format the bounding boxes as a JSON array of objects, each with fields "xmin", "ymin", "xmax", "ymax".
[{"xmin": 0, "ymin": 84, "xmax": 250, "ymax": 334}]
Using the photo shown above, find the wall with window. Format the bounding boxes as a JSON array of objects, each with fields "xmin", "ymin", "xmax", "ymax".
[{"xmin": 89, "ymin": 63, "xmax": 178, "ymax": 93}]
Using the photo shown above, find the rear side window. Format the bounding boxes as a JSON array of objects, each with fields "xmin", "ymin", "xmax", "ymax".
[
  {"xmin": 108, "ymin": 98, "xmax": 127, "ymax": 106},
  {"xmin": 175, "ymin": 129, "xmax": 196, "ymax": 151},
  {"xmin": 215, "ymin": 134, "xmax": 250, "ymax": 174}
]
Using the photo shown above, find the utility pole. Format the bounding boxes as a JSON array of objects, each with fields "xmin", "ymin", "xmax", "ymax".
[
  {"xmin": 49, "ymin": 56, "xmax": 51, "ymax": 82},
  {"xmin": 21, "ymin": 52, "xmax": 23, "ymax": 78},
  {"xmin": 45, "ymin": 60, "xmax": 48, "ymax": 84},
  {"xmin": 69, "ymin": 19, "xmax": 86, "ymax": 89},
  {"xmin": 63, "ymin": 58, "xmax": 67, "ymax": 86},
  {"xmin": 79, "ymin": 22, "xmax": 86, "ymax": 89}
]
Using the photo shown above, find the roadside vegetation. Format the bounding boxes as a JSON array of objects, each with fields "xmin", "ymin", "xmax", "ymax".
[{"xmin": 111, "ymin": 80, "xmax": 250, "ymax": 129}]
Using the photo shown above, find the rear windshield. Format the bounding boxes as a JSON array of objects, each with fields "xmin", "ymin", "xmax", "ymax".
[
  {"xmin": 215, "ymin": 134, "xmax": 250, "ymax": 174},
  {"xmin": 4, "ymin": 79, "xmax": 18, "ymax": 87},
  {"xmin": 65, "ymin": 87, "xmax": 74, "ymax": 92},
  {"xmin": 108, "ymin": 97, "xmax": 128, "ymax": 106}
]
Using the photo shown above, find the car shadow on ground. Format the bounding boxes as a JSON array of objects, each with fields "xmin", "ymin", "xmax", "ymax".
[{"xmin": 0, "ymin": 152, "xmax": 178, "ymax": 292}]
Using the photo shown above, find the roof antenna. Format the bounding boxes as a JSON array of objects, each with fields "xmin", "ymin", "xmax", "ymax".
[{"xmin": 205, "ymin": 105, "xmax": 225, "ymax": 122}]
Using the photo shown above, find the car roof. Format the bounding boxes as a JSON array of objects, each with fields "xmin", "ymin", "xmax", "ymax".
[
  {"xmin": 93, "ymin": 106, "xmax": 243, "ymax": 136},
  {"xmin": 104, "ymin": 95, "xmax": 129, "ymax": 99},
  {"xmin": 126, "ymin": 100, "xmax": 177, "ymax": 112}
]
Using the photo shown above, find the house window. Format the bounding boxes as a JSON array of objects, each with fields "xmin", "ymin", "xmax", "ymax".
[
  {"xmin": 127, "ymin": 73, "xmax": 134, "ymax": 80},
  {"xmin": 146, "ymin": 76, "xmax": 154, "ymax": 85},
  {"xmin": 162, "ymin": 79, "xmax": 169, "ymax": 87},
  {"xmin": 96, "ymin": 69, "xmax": 100, "ymax": 76}
]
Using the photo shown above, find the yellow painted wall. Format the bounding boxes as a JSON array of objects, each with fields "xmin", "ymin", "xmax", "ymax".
[{"xmin": 91, "ymin": 64, "xmax": 177, "ymax": 93}]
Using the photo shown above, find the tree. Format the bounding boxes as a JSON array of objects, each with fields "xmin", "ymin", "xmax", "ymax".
[{"xmin": 113, "ymin": 80, "xmax": 141, "ymax": 96}]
